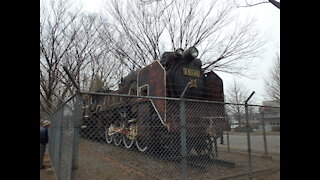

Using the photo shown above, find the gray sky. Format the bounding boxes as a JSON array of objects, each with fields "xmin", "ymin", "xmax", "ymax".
[
  {"xmin": 217, "ymin": 2, "xmax": 280, "ymax": 103},
  {"xmin": 77, "ymin": 0, "xmax": 280, "ymax": 104}
]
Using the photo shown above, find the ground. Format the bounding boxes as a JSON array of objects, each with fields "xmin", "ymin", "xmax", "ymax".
[
  {"xmin": 40, "ymin": 152, "xmax": 56, "ymax": 180},
  {"xmin": 41, "ymin": 135, "xmax": 280, "ymax": 180},
  {"xmin": 73, "ymin": 139, "xmax": 280, "ymax": 180}
]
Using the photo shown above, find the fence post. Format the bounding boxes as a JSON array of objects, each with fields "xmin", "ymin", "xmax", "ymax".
[
  {"xmin": 227, "ymin": 131, "xmax": 230, "ymax": 152},
  {"xmin": 179, "ymin": 98, "xmax": 188, "ymax": 180},
  {"xmin": 227, "ymin": 118, "xmax": 230, "ymax": 152},
  {"xmin": 56, "ymin": 105, "xmax": 64, "ymax": 180},
  {"xmin": 71, "ymin": 94, "xmax": 82, "ymax": 179},
  {"xmin": 245, "ymin": 91, "xmax": 255, "ymax": 177},
  {"xmin": 63, "ymin": 65, "xmax": 82, "ymax": 180},
  {"xmin": 261, "ymin": 112, "xmax": 269, "ymax": 156}
]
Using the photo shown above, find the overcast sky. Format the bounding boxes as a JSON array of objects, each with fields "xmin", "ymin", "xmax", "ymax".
[
  {"xmin": 75, "ymin": 0, "xmax": 280, "ymax": 104},
  {"xmin": 217, "ymin": 2, "xmax": 280, "ymax": 103}
]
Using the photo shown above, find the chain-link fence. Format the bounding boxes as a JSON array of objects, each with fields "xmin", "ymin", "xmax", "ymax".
[
  {"xmin": 46, "ymin": 95, "xmax": 81, "ymax": 180},
  {"xmin": 47, "ymin": 92, "xmax": 280, "ymax": 180}
]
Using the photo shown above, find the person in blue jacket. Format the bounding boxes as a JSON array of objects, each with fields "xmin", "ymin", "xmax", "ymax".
[{"xmin": 40, "ymin": 120, "xmax": 50, "ymax": 169}]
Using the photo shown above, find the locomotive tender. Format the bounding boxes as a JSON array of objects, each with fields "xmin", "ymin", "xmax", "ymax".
[{"xmin": 81, "ymin": 46, "xmax": 230, "ymax": 157}]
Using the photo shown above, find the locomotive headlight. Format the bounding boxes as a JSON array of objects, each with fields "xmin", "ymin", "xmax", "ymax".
[
  {"xmin": 183, "ymin": 46, "xmax": 199, "ymax": 61},
  {"xmin": 189, "ymin": 47, "xmax": 198, "ymax": 58},
  {"xmin": 175, "ymin": 48, "xmax": 184, "ymax": 56}
]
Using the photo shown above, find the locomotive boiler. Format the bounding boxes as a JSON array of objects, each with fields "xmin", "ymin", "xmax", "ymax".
[{"xmin": 81, "ymin": 46, "xmax": 230, "ymax": 158}]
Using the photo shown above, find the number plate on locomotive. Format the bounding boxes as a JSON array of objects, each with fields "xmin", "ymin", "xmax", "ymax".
[{"xmin": 183, "ymin": 68, "xmax": 200, "ymax": 78}]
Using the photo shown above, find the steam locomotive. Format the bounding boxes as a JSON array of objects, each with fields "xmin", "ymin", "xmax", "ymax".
[{"xmin": 80, "ymin": 46, "xmax": 230, "ymax": 158}]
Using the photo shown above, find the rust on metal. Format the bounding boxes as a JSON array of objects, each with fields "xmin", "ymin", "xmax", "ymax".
[{"xmin": 137, "ymin": 61, "xmax": 166, "ymax": 122}]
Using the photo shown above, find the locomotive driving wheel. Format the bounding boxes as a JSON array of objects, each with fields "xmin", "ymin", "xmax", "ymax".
[
  {"xmin": 135, "ymin": 123, "xmax": 149, "ymax": 152},
  {"xmin": 123, "ymin": 122, "xmax": 135, "ymax": 149},
  {"xmin": 113, "ymin": 120, "xmax": 123, "ymax": 146},
  {"xmin": 135, "ymin": 137, "xmax": 148, "ymax": 152},
  {"xmin": 105, "ymin": 123, "xmax": 113, "ymax": 144}
]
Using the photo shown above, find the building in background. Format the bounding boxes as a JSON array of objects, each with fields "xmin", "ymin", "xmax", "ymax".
[{"xmin": 258, "ymin": 101, "xmax": 280, "ymax": 131}]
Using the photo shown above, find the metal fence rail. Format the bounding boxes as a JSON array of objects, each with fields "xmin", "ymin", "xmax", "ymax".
[{"xmin": 47, "ymin": 92, "xmax": 280, "ymax": 180}]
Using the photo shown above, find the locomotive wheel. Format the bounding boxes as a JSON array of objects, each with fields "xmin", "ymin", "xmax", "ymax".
[
  {"xmin": 135, "ymin": 138, "xmax": 148, "ymax": 152},
  {"xmin": 123, "ymin": 123, "xmax": 135, "ymax": 149},
  {"xmin": 113, "ymin": 121, "xmax": 122, "ymax": 146},
  {"xmin": 135, "ymin": 121, "xmax": 149, "ymax": 152},
  {"xmin": 105, "ymin": 124, "xmax": 113, "ymax": 144},
  {"xmin": 135, "ymin": 120, "xmax": 149, "ymax": 152}
]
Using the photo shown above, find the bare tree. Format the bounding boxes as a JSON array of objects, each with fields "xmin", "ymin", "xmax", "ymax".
[
  {"xmin": 103, "ymin": 0, "xmax": 265, "ymax": 77},
  {"xmin": 89, "ymin": 75, "xmax": 105, "ymax": 92},
  {"xmin": 234, "ymin": 0, "xmax": 280, "ymax": 9},
  {"xmin": 105, "ymin": 0, "xmax": 170, "ymax": 68},
  {"xmin": 225, "ymin": 78, "xmax": 251, "ymax": 125},
  {"xmin": 265, "ymin": 53, "xmax": 280, "ymax": 104},
  {"xmin": 60, "ymin": 13, "xmax": 118, "ymax": 92},
  {"xmin": 40, "ymin": 0, "xmax": 120, "ymax": 115},
  {"xmin": 40, "ymin": 0, "xmax": 82, "ymax": 112},
  {"xmin": 142, "ymin": 0, "xmax": 280, "ymax": 9}
]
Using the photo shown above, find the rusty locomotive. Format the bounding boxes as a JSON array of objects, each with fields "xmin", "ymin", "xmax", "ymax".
[{"xmin": 80, "ymin": 46, "xmax": 230, "ymax": 158}]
